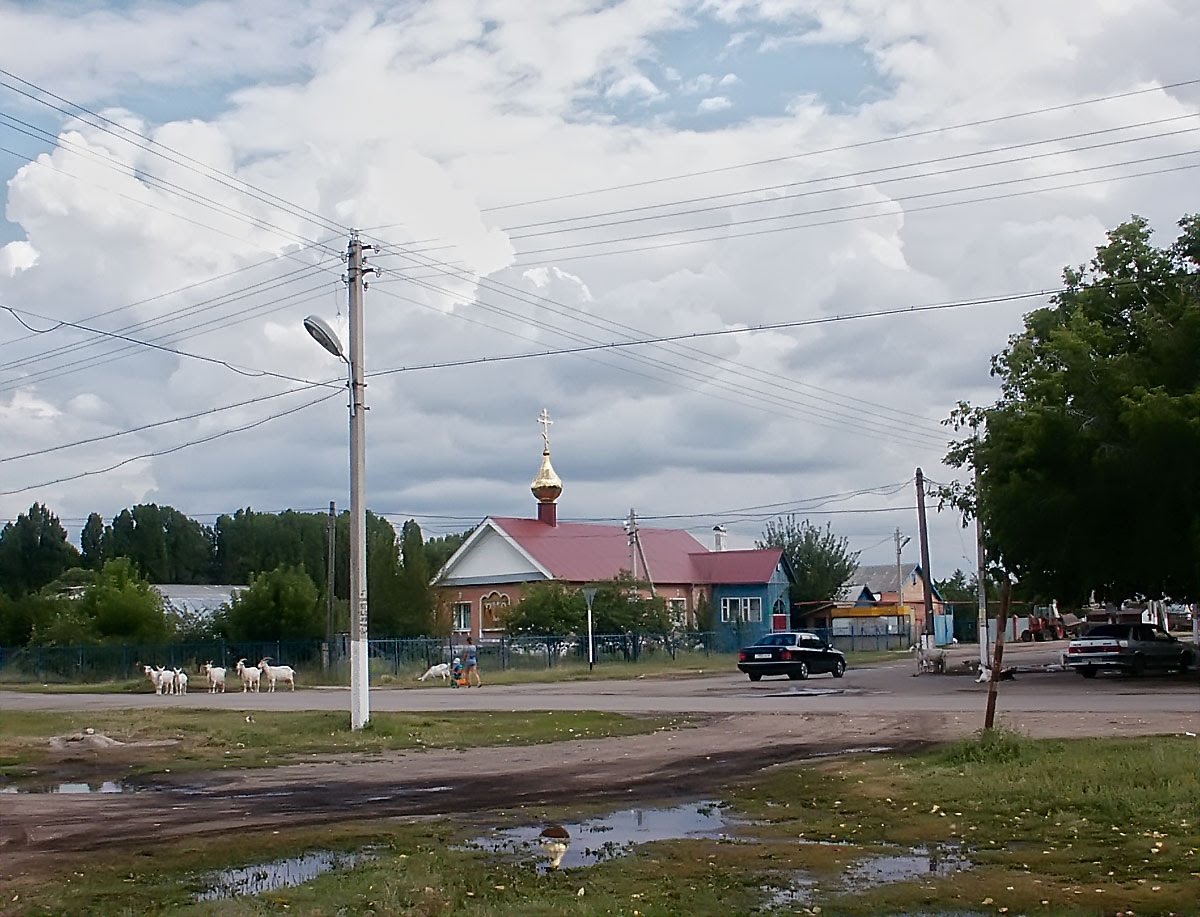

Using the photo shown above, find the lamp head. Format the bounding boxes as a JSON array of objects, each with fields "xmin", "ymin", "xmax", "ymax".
[{"xmin": 303, "ymin": 315, "xmax": 345, "ymax": 360}]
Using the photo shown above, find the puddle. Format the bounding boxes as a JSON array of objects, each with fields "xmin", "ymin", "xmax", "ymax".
[
  {"xmin": 846, "ymin": 845, "xmax": 972, "ymax": 888},
  {"xmin": 470, "ymin": 801, "xmax": 737, "ymax": 871},
  {"xmin": 0, "ymin": 781, "xmax": 128, "ymax": 794},
  {"xmin": 763, "ymin": 687, "xmax": 846, "ymax": 697},
  {"xmin": 194, "ymin": 850, "xmax": 374, "ymax": 900}
]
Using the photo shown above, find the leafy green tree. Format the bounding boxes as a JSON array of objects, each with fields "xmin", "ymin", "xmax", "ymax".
[
  {"xmin": 944, "ymin": 215, "xmax": 1200, "ymax": 602},
  {"xmin": 78, "ymin": 557, "xmax": 172, "ymax": 643},
  {"xmin": 590, "ymin": 573, "xmax": 671, "ymax": 633},
  {"xmin": 80, "ymin": 513, "xmax": 105, "ymax": 570},
  {"xmin": 161, "ymin": 507, "xmax": 215, "ymax": 583},
  {"xmin": 757, "ymin": 516, "xmax": 859, "ymax": 602},
  {"xmin": 220, "ymin": 565, "xmax": 321, "ymax": 641},
  {"xmin": 0, "ymin": 503, "xmax": 81, "ymax": 597},
  {"xmin": 395, "ymin": 520, "xmax": 435, "ymax": 636},
  {"xmin": 935, "ymin": 569, "xmax": 978, "ymax": 606},
  {"xmin": 0, "ymin": 593, "xmax": 69, "ymax": 646},
  {"xmin": 505, "ymin": 582, "xmax": 585, "ymax": 635},
  {"xmin": 103, "ymin": 508, "xmax": 135, "ymax": 561},
  {"xmin": 28, "ymin": 597, "xmax": 96, "ymax": 646},
  {"xmin": 365, "ymin": 521, "xmax": 405, "ymax": 637},
  {"xmin": 424, "ymin": 528, "xmax": 473, "ymax": 576}
]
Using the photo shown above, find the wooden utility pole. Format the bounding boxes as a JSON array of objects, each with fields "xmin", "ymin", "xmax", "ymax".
[
  {"xmin": 983, "ymin": 578, "xmax": 1012, "ymax": 730},
  {"xmin": 915, "ymin": 468, "xmax": 935, "ymax": 637}
]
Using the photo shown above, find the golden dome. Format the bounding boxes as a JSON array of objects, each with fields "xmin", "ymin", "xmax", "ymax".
[{"xmin": 531, "ymin": 449, "xmax": 562, "ymax": 503}]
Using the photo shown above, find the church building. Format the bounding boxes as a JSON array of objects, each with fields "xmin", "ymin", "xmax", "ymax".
[{"xmin": 434, "ymin": 411, "xmax": 794, "ymax": 643}]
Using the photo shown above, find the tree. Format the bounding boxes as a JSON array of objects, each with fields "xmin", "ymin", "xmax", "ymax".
[
  {"xmin": 944, "ymin": 215, "xmax": 1200, "ymax": 603},
  {"xmin": 504, "ymin": 582, "xmax": 585, "ymax": 635},
  {"xmin": 78, "ymin": 557, "xmax": 172, "ymax": 643},
  {"xmin": 394, "ymin": 520, "xmax": 435, "ymax": 636},
  {"xmin": 590, "ymin": 573, "xmax": 671, "ymax": 633},
  {"xmin": 935, "ymin": 569, "xmax": 978, "ymax": 606},
  {"xmin": 80, "ymin": 513, "xmax": 105, "ymax": 570},
  {"xmin": 220, "ymin": 565, "xmax": 321, "ymax": 641},
  {"xmin": 757, "ymin": 516, "xmax": 859, "ymax": 602},
  {"xmin": 0, "ymin": 503, "xmax": 81, "ymax": 597}
]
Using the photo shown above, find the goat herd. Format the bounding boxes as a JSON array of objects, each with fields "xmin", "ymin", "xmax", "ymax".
[{"xmin": 139, "ymin": 658, "xmax": 296, "ymax": 695}]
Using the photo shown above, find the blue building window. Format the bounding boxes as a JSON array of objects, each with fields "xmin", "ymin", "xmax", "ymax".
[{"xmin": 721, "ymin": 597, "xmax": 762, "ymax": 623}]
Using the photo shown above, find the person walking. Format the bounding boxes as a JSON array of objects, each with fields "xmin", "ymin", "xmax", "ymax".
[{"xmin": 464, "ymin": 635, "xmax": 482, "ymax": 687}]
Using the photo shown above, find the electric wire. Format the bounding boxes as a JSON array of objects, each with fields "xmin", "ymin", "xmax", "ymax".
[
  {"xmin": 505, "ymin": 123, "xmax": 1200, "ymax": 238},
  {"xmin": 0, "ymin": 67, "xmax": 352, "ymax": 244},
  {"xmin": 0, "ymin": 389, "xmax": 342, "ymax": 497},
  {"xmin": 0, "ymin": 381, "xmax": 339, "ymax": 464},
  {"xmin": 507, "ymin": 150, "xmax": 1200, "ymax": 257},
  {"xmin": 479, "ymin": 76, "xmax": 1200, "ymax": 212},
  {"xmin": 508, "ymin": 160, "xmax": 1200, "ymax": 265}
]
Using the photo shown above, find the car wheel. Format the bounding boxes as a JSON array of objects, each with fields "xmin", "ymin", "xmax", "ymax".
[
  {"xmin": 832, "ymin": 659, "xmax": 846, "ymax": 678},
  {"xmin": 795, "ymin": 661, "xmax": 809, "ymax": 680},
  {"xmin": 1127, "ymin": 655, "xmax": 1145, "ymax": 677},
  {"xmin": 1079, "ymin": 668, "xmax": 1097, "ymax": 678},
  {"xmin": 1177, "ymin": 652, "xmax": 1191, "ymax": 674},
  {"xmin": 748, "ymin": 673, "xmax": 762, "ymax": 682}
]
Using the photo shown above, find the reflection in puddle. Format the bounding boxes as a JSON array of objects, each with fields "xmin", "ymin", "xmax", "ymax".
[
  {"xmin": 846, "ymin": 844, "xmax": 972, "ymax": 887},
  {"xmin": 759, "ymin": 845, "xmax": 973, "ymax": 912},
  {"xmin": 471, "ymin": 801, "xmax": 735, "ymax": 871},
  {"xmin": 0, "ymin": 781, "xmax": 127, "ymax": 794},
  {"xmin": 194, "ymin": 850, "xmax": 373, "ymax": 900}
]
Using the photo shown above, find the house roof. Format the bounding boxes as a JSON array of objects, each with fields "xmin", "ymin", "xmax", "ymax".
[
  {"xmin": 689, "ymin": 548, "xmax": 785, "ymax": 585},
  {"xmin": 491, "ymin": 516, "xmax": 709, "ymax": 584},
  {"xmin": 153, "ymin": 584, "xmax": 247, "ymax": 617},
  {"xmin": 839, "ymin": 563, "xmax": 944, "ymax": 603}
]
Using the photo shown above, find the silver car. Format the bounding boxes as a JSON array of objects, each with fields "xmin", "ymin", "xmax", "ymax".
[{"xmin": 1065, "ymin": 623, "xmax": 1194, "ymax": 677}]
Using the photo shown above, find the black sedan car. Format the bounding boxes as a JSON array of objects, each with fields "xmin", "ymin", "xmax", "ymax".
[{"xmin": 737, "ymin": 631, "xmax": 847, "ymax": 681}]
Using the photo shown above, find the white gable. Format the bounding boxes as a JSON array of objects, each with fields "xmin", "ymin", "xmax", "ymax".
[{"xmin": 438, "ymin": 522, "xmax": 546, "ymax": 586}]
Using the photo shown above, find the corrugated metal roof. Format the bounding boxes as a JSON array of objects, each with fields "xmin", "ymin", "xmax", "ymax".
[
  {"xmin": 490, "ymin": 517, "xmax": 709, "ymax": 584},
  {"xmin": 689, "ymin": 548, "xmax": 783, "ymax": 584}
]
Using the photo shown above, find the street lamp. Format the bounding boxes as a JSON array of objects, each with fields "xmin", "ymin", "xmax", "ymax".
[
  {"xmin": 304, "ymin": 239, "xmax": 370, "ymax": 730},
  {"xmin": 583, "ymin": 586, "xmax": 598, "ymax": 672}
]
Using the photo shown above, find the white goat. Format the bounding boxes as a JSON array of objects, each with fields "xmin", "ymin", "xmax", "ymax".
[
  {"xmin": 173, "ymin": 668, "xmax": 188, "ymax": 695},
  {"xmin": 156, "ymin": 666, "xmax": 177, "ymax": 696},
  {"xmin": 257, "ymin": 658, "xmax": 296, "ymax": 692},
  {"xmin": 417, "ymin": 662, "xmax": 451, "ymax": 682},
  {"xmin": 142, "ymin": 664, "xmax": 166, "ymax": 695},
  {"xmin": 203, "ymin": 662, "xmax": 227, "ymax": 693},
  {"xmin": 235, "ymin": 658, "xmax": 261, "ymax": 693}
]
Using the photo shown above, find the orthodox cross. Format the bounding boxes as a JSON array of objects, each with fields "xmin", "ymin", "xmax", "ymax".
[{"xmin": 537, "ymin": 408, "xmax": 554, "ymax": 450}]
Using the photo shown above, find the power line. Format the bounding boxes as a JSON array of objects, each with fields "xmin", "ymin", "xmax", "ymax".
[
  {"xmin": 0, "ymin": 389, "xmax": 342, "ymax": 497},
  {"xmin": 366, "ymin": 287, "xmax": 1057, "ymax": 379},
  {"xmin": 508, "ymin": 160, "xmax": 1200, "ymax": 266},
  {"xmin": 479, "ymin": 76, "xmax": 1200, "ymax": 212},
  {"xmin": 0, "ymin": 67, "xmax": 351, "ymax": 244},
  {"xmin": 0, "ymin": 381, "xmax": 338, "ymax": 464},
  {"xmin": 505, "ymin": 122, "xmax": 1200, "ymax": 239},
  {"xmin": 508, "ymin": 150, "xmax": 1200, "ymax": 257}
]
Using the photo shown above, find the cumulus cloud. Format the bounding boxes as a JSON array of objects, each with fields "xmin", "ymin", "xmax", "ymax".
[
  {"xmin": 698, "ymin": 95, "xmax": 733, "ymax": 113},
  {"xmin": 0, "ymin": 0, "xmax": 1196, "ymax": 569}
]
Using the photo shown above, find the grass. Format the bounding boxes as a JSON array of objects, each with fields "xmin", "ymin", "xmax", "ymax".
[
  {"xmin": 0, "ymin": 708, "xmax": 682, "ymax": 781},
  {"xmin": 7, "ymin": 732, "xmax": 1198, "ymax": 915}
]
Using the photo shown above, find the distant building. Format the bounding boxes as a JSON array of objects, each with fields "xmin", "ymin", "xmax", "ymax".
[
  {"xmin": 433, "ymin": 411, "xmax": 792, "ymax": 643},
  {"xmin": 153, "ymin": 584, "xmax": 247, "ymax": 619}
]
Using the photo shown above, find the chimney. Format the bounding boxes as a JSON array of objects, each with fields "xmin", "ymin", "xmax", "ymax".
[
  {"xmin": 712, "ymin": 525, "xmax": 727, "ymax": 552},
  {"xmin": 537, "ymin": 501, "xmax": 557, "ymax": 526}
]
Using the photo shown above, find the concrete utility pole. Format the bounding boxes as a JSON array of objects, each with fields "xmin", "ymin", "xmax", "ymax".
[
  {"xmin": 974, "ymin": 464, "xmax": 989, "ymax": 671},
  {"xmin": 347, "ymin": 234, "xmax": 373, "ymax": 730},
  {"xmin": 915, "ymin": 468, "xmax": 935, "ymax": 640},
  {"xmin": 326, "ymin": 500, "xmax": 336, "ymax": 651}
]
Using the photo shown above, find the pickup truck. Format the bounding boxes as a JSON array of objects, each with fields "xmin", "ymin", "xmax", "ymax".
[{"xmin": 1064, "ymin": 623, "xmax": 1194, "ymax": 678}]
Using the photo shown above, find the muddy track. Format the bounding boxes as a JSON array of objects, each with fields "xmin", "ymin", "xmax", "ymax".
[{"xmin": 1, "ymin": 713, "xmax": 932, "ymax": 875}]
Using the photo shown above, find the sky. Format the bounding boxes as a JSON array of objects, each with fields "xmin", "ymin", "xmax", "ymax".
[{"xmin": 1, "ymin": 0, "xmax": 1198, "ymax": 580}]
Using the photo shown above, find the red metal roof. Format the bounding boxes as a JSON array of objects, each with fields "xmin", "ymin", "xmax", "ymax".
[
  {"xmin": 489, "ymin": 517, "xmax": 783, "ymax": 585},
  {"xmin": 689, "ymin": 548, "xmax": 784, "ymax": 584},
  {"xmin": 490, "ymin": 516, "xmax": 709, "ymax": 584}
]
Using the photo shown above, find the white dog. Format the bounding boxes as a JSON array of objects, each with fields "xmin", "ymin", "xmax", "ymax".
[{"xmin": 417, "ymin": 662, "xmax": 451, "ymax": 682}]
